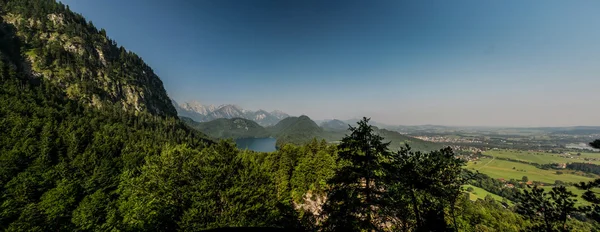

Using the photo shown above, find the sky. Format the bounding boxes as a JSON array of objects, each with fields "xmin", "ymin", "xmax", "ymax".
[{"xmin": 61, "ymin": 0, "xmax": 600, "ymax": 127}]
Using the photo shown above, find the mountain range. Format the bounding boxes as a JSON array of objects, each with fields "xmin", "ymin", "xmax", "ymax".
[
  {"xmin": 174, "ymin": 100, "xmax": 290, "ymax": 126},
  {"xmin": 140, "ymin": 92, "xmax": 444, "ymax": 151},
  {"xmin": 182, "ymin": 115, "xmax": 443, "ymax": 152}
]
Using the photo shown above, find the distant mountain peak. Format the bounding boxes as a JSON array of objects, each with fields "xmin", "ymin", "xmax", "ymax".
[
  {"xmin": 175, "ymin": 100, "xmax": 290, "ymax": 126},
  {"xmin": 179, "ymin": 101, "xmax": 215, "ymax": 115}
]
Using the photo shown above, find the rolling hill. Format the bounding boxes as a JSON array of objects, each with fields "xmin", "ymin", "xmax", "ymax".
[
  {"xmin": 268, "ymin": 115, "xmax": 324, "ymax": 147},
  {"xmin": 182, "ymin": 117, "xmax": 269, "ymax": 139},
  {"xmin": 320, "ymin": 119, "xmax": 349, "ymax": 131},
  {"xmin": 184, "ymin": 114, "xmax": 443, "ymax": 152}
]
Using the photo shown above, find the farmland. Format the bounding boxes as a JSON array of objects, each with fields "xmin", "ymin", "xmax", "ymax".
[
  {"xmin": 464, "ymin": 184, "xmax": 512, "ymax": 204},
  {"xmin": 466, "ymin": 157, "xmax": 597, "ymax": 184},
  {"xmin": 574, "ymin": 152, "xmax": 600, "ymax": 160},
  {"xmin": 538, "ymin": 186, "xmax": 594, "ymax": 206},
  {"xmin": 464, "ymin": 148, "xmax": 600, "ymax": 207},
  {"xmin": 483, "ymin": 149, "xmax": 600, "ymax": 165}
]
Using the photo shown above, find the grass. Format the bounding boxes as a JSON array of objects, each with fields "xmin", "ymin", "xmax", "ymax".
[
  {"xmin": 465, "ymin": 184, "xmax": 593, "ymax": 207},
  {"xmin": 539, "ymin": 186, "xmax": 594, "ymax": 206},
  {"xmin": 467, "ymin": 154, "xmax": 600, "ymax": 207},
  {"xmin": 466, "ymin": 157, "xmax": 597, "ymax": 184},
  {"xmin": 484, "ymin": 149, "xmax": 600, "ymax": 165},
  {"xmin": 574, "ymin": 152, "xmax": 600, "ymax": 160},
  {"xmin": 464, "ymin": 184, "xmax": 512, "ymax": 205}
]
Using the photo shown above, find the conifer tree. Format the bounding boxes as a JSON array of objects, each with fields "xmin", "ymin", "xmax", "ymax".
[
  {"xmin": 516, "ymin": 186, "xmax": 579, "ymax": 232},
  {"xmin": 573, "ymin": 139, "xmax": 600, "ymax": 222},
  {"xmin": 321, "ymin": 117, "xmax": 391, "ymax": 231}
]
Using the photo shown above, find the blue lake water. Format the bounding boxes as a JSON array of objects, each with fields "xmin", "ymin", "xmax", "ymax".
[{"xmin": 235, "ymin": 137, "xmax": 277, "ymax": 152}]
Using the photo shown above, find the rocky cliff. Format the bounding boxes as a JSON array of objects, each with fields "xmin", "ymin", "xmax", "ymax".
[{"xmin": 0, "ymin": 0, "xmax": 176, "ymax": 116}]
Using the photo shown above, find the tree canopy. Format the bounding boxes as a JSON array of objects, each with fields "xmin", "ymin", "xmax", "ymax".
[{"xmin": 1, "ymin": 0, "xmax": 600, "ymax": 231}]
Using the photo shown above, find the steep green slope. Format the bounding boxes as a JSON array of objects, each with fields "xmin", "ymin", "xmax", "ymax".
[
  {"xmin": 268, "ymin": 116, "xmax": 301, "ymax": 134},
  {"xmin": 320, "ymin": 119, "xmax": 349, "ymax": 131},
  {"xmin": 0, "ymin": 48, "xmax": 217, "ymax": 231},
  {"xmin": 0, "ymin": 0, "xmax": 176, "ymax": 116},
  {"xmin": 0, "ymin": 1, "xmax": 299, "ymax": 230},
  {"xmin": 182, "ymin": 117, "xmax": 269, "ymax": 139},
  {"xmin": 269, "ymin": 115, "xmax": 324, "ymax": 147}
]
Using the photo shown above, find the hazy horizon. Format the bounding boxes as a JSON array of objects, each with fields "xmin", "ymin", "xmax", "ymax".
[
  {"xmin": 173, "ymin": 99, "xmax": 600, "ymax": 128},
  {"xmin": 62, "ymin": 0, "xmax": 600, "ymax": 127}
]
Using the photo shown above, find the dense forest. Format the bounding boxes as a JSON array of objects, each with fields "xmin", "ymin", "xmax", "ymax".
[
  {"xmin": 2, "ymin": 0, "xmax": 600, "ymax": 231},
  {"xmin": 0, "ymin": 0, "xmax": 175, "ymax": 116},
  {"xmin": 181, "ymin": 117, "xmax": 270, "ymax": 139},
  {"xmin": 268, "ymin": 115, "xmax": 325, "ymax": 148}
]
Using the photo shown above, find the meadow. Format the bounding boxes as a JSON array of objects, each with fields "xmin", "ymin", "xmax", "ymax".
[
  {"xmin": 464, "ymin": 184, "xmax": 512, "ymax": 204},
  {"xmin": 466, "ymin": 157, "xmax": 597, "ymax": 184},
  {"xmin": 483, "ymin": 149, "xmax": 600, "ymax": 165},
  {"xmin": 574, "ymin": 152, "xmax": 600, "ymax": 160},
  {"xmin": 539, "ymin": 186, "xmax": 593, "ymax": 206}
]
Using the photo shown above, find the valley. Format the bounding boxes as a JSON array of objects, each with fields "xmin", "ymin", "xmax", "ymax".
[
  {"xmin": 235, "ymin": 137, "xmax": 277, "ymax": 152},
  {"xmin": 1, "ymin": 0, "xmax": 599, "ymax": 231},
  {"xmin": 176, "ymin": 99, "xmax": 600, "ymax": 213},
  {"xmin": 181, "ymin": 113, "xmax": 443, "ymax": 152}
]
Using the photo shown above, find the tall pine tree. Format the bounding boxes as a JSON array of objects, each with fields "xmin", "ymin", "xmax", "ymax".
[
  {"xmin": 574, "ymin": 140, "xmax": 600, "ymax": 223},
  {"xmin": 321, "ymin": 117, "xmax": 391, "ymax": 231}
]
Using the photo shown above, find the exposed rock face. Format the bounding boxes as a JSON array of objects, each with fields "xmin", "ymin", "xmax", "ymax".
[
  {"xmin": 294, "ymin": 191, "xmax": 326, "ymax": 221},
  {"xmin": 180, "ymin": 101, "xmax": 216, "ymax": 115},
  {"xmin": 270, "ymin": 110, "xmax": 289, "ymax": 119},
  {"xmin": 209, "ymin": 105, "xmax": 245, "ymax": 119},
  {"xmin": 1, "ymin": 11, "xmax": 177, "ymax": 117},
  {"xmin": 175, "ymin": 100, "xmax": 290, "ymax": 126}
]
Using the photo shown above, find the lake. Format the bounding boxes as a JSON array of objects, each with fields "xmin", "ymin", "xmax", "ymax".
[{"xmin": 235, "ymin": 137, "xmax": 277, "ymax": 152}]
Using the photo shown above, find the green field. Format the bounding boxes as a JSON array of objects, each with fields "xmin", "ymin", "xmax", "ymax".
[
  {"xmin": 467, "ymin": 157, "xmax": 597, "ymax": 184},
  {"xmin": 484, "ymin": 150, "xmax": 600, "ymax": 165},
  {"xmin": 574, "ymin": 152, "xmax": 600, "ymax": 160},
  {"xmin": 464, "ymin": 184, "xmax": 512, "ymax": 204},
  {"xmin": 465, "ymin": 184, "xmax": 591, "ymax": 207},
  {"xmin": 539, "ymin": 186, "xmax": 593, "ymax": 206}
]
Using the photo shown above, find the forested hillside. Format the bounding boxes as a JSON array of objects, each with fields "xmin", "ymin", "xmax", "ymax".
[
  {"xmin": 0, "ymin": 0, "xmax": 323, "ymax": 230},
  {"xmin": 0, "ymin": 0, "xmax": 176, "ymax": 116},
  {"xmin": 2, "ymin": 0, "xmax": 600, "ymax": 231},
  {"xmin": 320, "ymin": 119, "xmax": 348, "ymax": 131},
  {"xmin": 181, "ymin": 117, "xmax": 269, "ymax": 139},
  {"xmin": 268, "ymin": 115, "xmax": 324, "ymax": 147}
]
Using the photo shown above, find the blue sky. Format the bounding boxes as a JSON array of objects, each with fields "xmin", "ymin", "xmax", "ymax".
[{"xmin": 62, "ymin": 0, "xmax": 600, "ymax": 126}]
